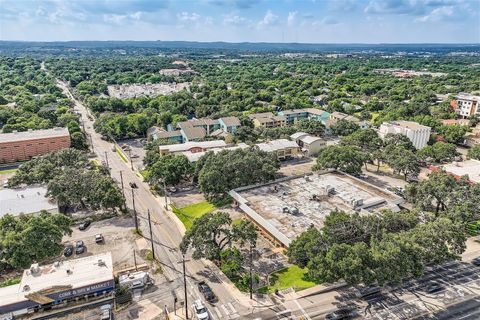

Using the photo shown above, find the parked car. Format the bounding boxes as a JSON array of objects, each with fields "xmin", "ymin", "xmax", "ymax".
[
  {"xmin": 130, "ymin": 154, "xmax": 139, "ymax": 159},
  {"xmin": 121, "ymin": 145, "xmax": 131, "ymax": 151},
  {"xmin": 325, "ymin": 308, "xmax": 356, "ymax": 320},
  {"xmin": 425, "ymin": 282, "xmax": 444, "ymax": 294},
  {"xmin": 193, "ymin": 300, "xmax": 209, "ymax": 320},
  {"xmin": 95, "ymin": 234, "xmax": 104, "ymax": 244},
  {"xmin": 78, "ymin": 220, "xmax": 91, "ymax": 230},
  {"xmin": 472, "ymin": 257, "xmax": 480, "ymax": 266},
  {"xmin": 129, "ymin": 182, "xmax": 138, "ymax": 189},
  {"xmin": 64, "ymin": 244, "xmax": 74, "ymax": 257},
  {"xmin": 75, "ymin": 240, "xmax": 85, "ymax": 254},
  {"xmin": 198, "ymin": 281, "xmax": 217, "ymax": 303}
]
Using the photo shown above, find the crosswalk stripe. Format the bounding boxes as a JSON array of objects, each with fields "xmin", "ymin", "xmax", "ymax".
[
  {"xmin": 213, "ymin": 307, "xmax": 223, "ymax": 319},
  {"xmin": 227, "ymin": 302, "xmax": 236, "ymax": 314},
  {"xmin": 221, "ymin": 304, "xmax": 231, "ymax": 315}
]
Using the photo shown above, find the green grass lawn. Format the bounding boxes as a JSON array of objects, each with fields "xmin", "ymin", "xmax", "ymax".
[
  {"xmin": 266, "ymin": 265, "xmax": 316, "ymax": 293},
  {"xmin": 0, "ymin": 168, "xmax": 17, "ymax": 174},
  {"xmin": 172, "ymin": 201, "xmax": 216, "ymax": 230}
]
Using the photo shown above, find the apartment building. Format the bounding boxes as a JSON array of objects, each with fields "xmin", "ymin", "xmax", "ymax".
[
  {"xmin": 451, "ymin": 93, "xmax": 480, "ymax": 118},
  {"xmin": 0, "ymin": 128, "xmax": 71, "ymax": 164},
  {"xmin": 154, "ymin": 116, "xmax": 241, "ymax": 143},
  {"xmin": 278, "ymin": 108, "xmax": 330, "ymax": 125},
  {"xmin": 379, "ymin": 121, "xmax": 431, "ymax": 150},
  {"xmin": 250, "ymin": 112, "xmax": 287, "ymax": 129}
]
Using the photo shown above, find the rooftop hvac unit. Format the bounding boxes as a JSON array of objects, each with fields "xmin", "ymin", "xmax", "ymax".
[
  {"xmin": 30, "ymin": 263, "xmax": 40, "ymax": 274},
  {"xmin": 53, "ymin": 261, "xmax": 61, "ymax": 268}
]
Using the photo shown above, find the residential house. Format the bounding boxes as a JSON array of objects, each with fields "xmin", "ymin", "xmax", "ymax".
[
  {"xmin": 451, "ymin": 93, "xmax": 480, "ymax": 118},
  {"xmin": 290, "ymin": 132, "xmax": 325, "ymax": 156},
  {"xmin": 159, "ymin": 140, "xmax": 227, "ymax": 156},
  {"xmin": 218, "ymin": 117, "xmax": 241, "ymax": 134}
]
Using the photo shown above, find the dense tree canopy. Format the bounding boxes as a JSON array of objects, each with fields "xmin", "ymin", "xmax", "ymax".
[{"xmin": 314, "ymin": 145, "xmax": 369, "ymax": 175}]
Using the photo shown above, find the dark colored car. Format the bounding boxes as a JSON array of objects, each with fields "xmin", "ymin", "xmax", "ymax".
[
  {"xmin": 425, "ymin": 282, "xmax": 444, "ymax": 294},
  {"xmin": 472, "ymin": 257, "xmax": 480, "ymax": 266},
  {"xmin": 64, "ymin": 244, "xmax": 74, "ymax": 257},
  {"xmin": 325, "ymin": 309, "xmax": 356, "ymax": 320},
  {"xmin": 78, "ymin": 220, "xmax": 91, "ymax": 230},
  {"xmin": 198, "ymin": 281, "xmax": 217, "ymax": 303},
  {"xmin": 75, "ymin": 240, "xmax": 85, "ymax": 254},
  {"xmin": 129, "ymin": 182, "xmax": 138, "ymax": 189}
]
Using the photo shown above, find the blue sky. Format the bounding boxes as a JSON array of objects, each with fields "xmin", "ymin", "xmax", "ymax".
[{"xmin": 0, "ymin": 0, "xmax": 478, "ymax": 43}]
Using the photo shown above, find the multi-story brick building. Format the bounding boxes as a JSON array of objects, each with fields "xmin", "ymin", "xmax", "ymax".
[
  {"xmin": 0, "ymin": 128, "xmax": 71, "ymax": 163},
  {"xmin": 451, "ymin": 93, "xmax": 480, "ymax": 118}
]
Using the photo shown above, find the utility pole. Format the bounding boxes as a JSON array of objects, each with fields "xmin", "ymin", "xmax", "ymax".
[
  {"xmin": 131, "ymin": 188, "xmax": 139, "ymax": 233},
  {"xmin": 128, "ymin": 149, "xmax": 134, "ymax": 171},
  {"xmin": 147, "ymin": 209, "xmax": 155, "ymax": 260},
  {"xmin": 119, "ymin": 171, "xmax": 125, "ymax": 199},
  {"xmin": 104, "ymin": 151, "xmax": 109, "ymax": 168},
  {"xmin": 133, "ymin": 250, "xmax": 138, "ymax": 271},
  {"xmin": 182, "ymin": 254, "xmax": 188, "ymax": 319},
  {"xmin": 163, "ymin": 178, "xmax": 168, "ymax": 210},
  {"xmin": 250, "ymin": 244, "xmax": 254, "ymax": 300}
]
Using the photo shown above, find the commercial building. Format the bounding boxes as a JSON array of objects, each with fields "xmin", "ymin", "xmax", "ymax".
[
  {"xmin": 0, "ymin": 253, "xmax": 114, "ymax": 318},
  {"xmin": 256, "ymin": 139, "xmax": 299, "ymax": 160},
  {"xmin": 159, "ymin": 140, "xmax": 227, "ymax": 156},
  {"xmin": 290, "ymin": 132, "xmax": 326, "ymax": 156},
  {"xmin": 379, "ymin": 121, "xmax": 431, "ymax": 150},
  {"xmin": 181, "ymin": 143, "xmax": 249, "ymax": 162},
  {"xmin": 440, "ymin": 160, "xmax": 480, "ymax": 184},
  {"xmin": 0, "ymin": 128, "xmax": 71, "ymax": 164},
  {"xmin": 230, "ymin": 171, "xmax": 404, "ymax": 247},
  {"xmin": 451, "ymin": 93, "xmax": 480, "ymax": 118},
  {"xmin": 0, "ymin": 186, "xmax": 57, "ymax": 218}
]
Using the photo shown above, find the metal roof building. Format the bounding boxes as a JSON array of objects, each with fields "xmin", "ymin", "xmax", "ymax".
[{"xmin": 0, "ymin": 186, "xmax": 57, "ymax": 217}]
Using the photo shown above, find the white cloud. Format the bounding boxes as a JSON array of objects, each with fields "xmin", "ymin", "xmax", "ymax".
[
  {"xmin": 257, "ymin": 10, "xmax": 278, "ymax": 27},
  {"xmin": 417, "ymin": 6, "xmax": 454, "ymax": 22},
  {"xmin": 103, "ymin": 14, "xmax": 127, "ymax": 24},
  {"xmin": 223, "ymin": 13, "xmax": 249, "ymax": 25},
  {"xmin": 177, "ymin": 12, "xmax": 201, "ymax": 22},
  {"xmin": 287, "ymin": 11, "xmax": 298, "ymax": 27}
]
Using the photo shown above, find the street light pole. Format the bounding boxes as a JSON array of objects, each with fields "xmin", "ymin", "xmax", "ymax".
[
  {"xmin": 147, "ymin": 209, "xmax": 155, "ymax": 260},
  {"xmin": 131, "ymin": 188, "xmax": 139, "ymax": 233},
  {"xmin": 250, "ymin": 244, "xmax": 254, "ymax": 300},
  {"xmin": 183, "ymin": 254, "xmax": 188, "ymax": 319}
]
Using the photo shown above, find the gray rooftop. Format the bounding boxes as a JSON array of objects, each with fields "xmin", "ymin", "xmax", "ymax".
[
  {"xmin": 0, "ymin": 128, "xmax": 70, "ymax": 144},
  {"xmin": 0, "ymin": 186, "xmax": 58, "ymax": 217}
]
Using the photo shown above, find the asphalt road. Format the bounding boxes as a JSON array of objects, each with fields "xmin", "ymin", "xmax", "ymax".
[{"xmin": 54, "ymin": 79, "xmax": 259, "ymax": 319}]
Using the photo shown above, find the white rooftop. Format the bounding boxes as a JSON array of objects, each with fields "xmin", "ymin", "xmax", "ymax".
[
  {"xmin": 0, "ymin": 186, "xmax": 57, "ymax": 217},
  {"xmin": 290, "ymin": 132, "xmax": 309, "ymax": 140},
  {"xmin": 182, "ymin": 143, "xmax": 249, "ymax": 162},
  {"xmin": 0, "ymin": 252, "xmax": 113, "ymax": 307},
  {"xmin": 456, "ymin": 92, "xmax": 480, "ymax": 101},
  {"xmin": 442, "ymin": 160, "xmax": 480, "ymax": 183},
  {"xmin": 300, "ymin": 135, "xmax": 324, "ymax": 145},
  {"xmin": 0, "ymin": 128, "xmax": 69, "ymax": 144},
  {"xmin": 256, "ymin": 139, "xmax": 299, "ymax": 153},
  {"xmin": 382, "ymin": 120, "xmax": 430, "ymax": 130},
  {"xmin": 159, "ymin": 140, "xmax": 227, "ymax": 153}
]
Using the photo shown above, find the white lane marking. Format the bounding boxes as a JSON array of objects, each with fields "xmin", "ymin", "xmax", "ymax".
[
  {"xmin": 221, "ymin": 304, "xmax": 231, "ymax": 315},
  {"xmin": 227, "ymin": 302, "xmax": 236, "ymax": 314},
  {"xmin": 294, "ymin": 300, "xmax": 312, "ymax": 320},
  {"xmin": 213, "ymin": 306, "xmax": 223, "ymax": 318}
]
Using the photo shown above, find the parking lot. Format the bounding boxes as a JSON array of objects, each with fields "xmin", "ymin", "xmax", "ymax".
[
  {"xmin": 62, "ymin": 217, "xmax": 145, "ymax": 272},
  {"xmin": 117, "ymin": 138, "xmax": 147, "ymax": 171},
  {"xmin": 335, "ymin": 260, "xmax": 480, "ymax": 320}
]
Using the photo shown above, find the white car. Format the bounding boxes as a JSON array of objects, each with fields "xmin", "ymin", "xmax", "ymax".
[{"xmin": 193, "ymin": 299, "xmax": 209, "ymax": 320}]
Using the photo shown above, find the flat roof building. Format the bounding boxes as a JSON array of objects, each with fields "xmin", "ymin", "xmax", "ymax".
[
  {"xmin": 256, "ymin": 139, "xmax": 299, "ymax": 160},
  {"xmin": 159, "ymin": 140, "xmax": 227, "ymax": 156},
  {"xmin": 0, "ymin": 252, "xmax": 114, "ymax": 318},
  {"xmin": 379, "ymin": 120, "xmax": 431, "ymax": 150},
  {"xmin": 0, "ymin": 186, "xmax": 58, "ymax": 218},
  {"xmin": 230, "ymin": 171, "xmax": 403, "ymax": 247},
  {"xmin": 181, "ymin": 143, "xmax": 249, "ymax": 162},
  {"xmin": 441, "ymin": 160, "xmax": 480, "ymax": 184},
  {"xmin": 0, "ymin": 128, "xmax": 70, "ymax": 164}
]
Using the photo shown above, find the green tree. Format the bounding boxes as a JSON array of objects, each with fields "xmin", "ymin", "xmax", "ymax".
[
  {"xmin": 148, "ymin": 154, "xmax": 193, "ymax": 187},
  {"xmin": 384, "ymin": 145, "xmax": 420, "ymax": 180},
  {"xmin": 220, "ymin": 248, "xmax": 244, "ymax": 278},
  {"xmin": 467, "ymin": 144, "xmax": 480, "ymax": 160},
  {"xmin": 313, "ymin": 145, "xmax": 369, "ymax": 175},
  {"xmin": 295, "ymin": 119, "xmax": 325, "ymax": 136},
  {"xmin": 330, "ymin": 119, "xmax": 360, "ymax": 136},
  {"xmin": 417, "ymin": 142, "xmax": 458, "ymax": 163}
]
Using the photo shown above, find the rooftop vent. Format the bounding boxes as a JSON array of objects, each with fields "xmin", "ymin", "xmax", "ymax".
[
  {"xmin": 53, "ymin": 261, "xmax": 61, "ymax": 268},
  {"xmin": 23, "ymin": 285, "xmax": 30, "ymax": 292},
  {"xmin": 30, "ymin": 263, "xmax": 40, "ymax": 274}
]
